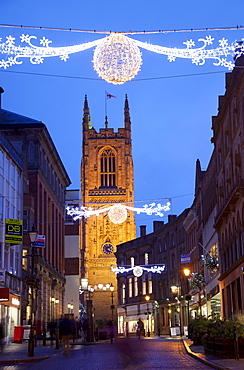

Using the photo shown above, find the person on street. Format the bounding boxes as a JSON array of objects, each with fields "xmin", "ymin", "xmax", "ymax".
[
  {"xmin": 107, "ymin": 320, "xmax": 115, "ymax": 344},
  {"xmin": 59, "ymin": 315, "xmax": 74, "ymax": 356},
  {"xmin": 137, "ymin": 318, "xmax": 144, "ymax": 339}
]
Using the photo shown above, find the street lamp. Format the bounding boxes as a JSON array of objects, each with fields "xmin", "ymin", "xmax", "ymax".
[
  {"xmin": 171, "ymin": 286, "xmax": 179, "ymax": 294},
  {"xmin": 145, "ymin": 295, "xmax": 151, "ymax": 337},
  {"xmin": 183, "ymin": 268, "xmax": 191, "ymax": 277},
  {"xmin": 110, "ymin": 284, "xmax": 115, "ymax": 322},
  {"xmin": 28, "ymin": 226, "xmax": 38, "ymax": 357},
  {"xmin": 170, "ymin": 285, "xmax": 181, "ymax": 335},
  {"xmin": 183, "ymin": 268, "xmax": 191, "ymax": 325},
  {"xmin": 67, "ymin": 303, "xmax": 74, "ymax": 315}
]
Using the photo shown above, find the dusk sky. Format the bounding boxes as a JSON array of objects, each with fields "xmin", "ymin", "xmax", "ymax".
[{"xmin": 1, "ymin": 1, "xmax": 244, "ymax": 235}]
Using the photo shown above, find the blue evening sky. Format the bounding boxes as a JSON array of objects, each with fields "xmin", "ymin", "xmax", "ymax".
[{"xmin": 1, "ymin": 0, "xmax": 243, "ymax": 235}]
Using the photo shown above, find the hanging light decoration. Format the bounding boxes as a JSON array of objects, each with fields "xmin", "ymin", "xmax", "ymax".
[
  {"xmin": 111, "ymin": 264, "xmax": 166, "ymax": 276},
  {"xmin": 92, "ymin": 33, "xmax": 142, "ymax": 84},
  {"xmin": 108, "ymin": 204, "xmax": 128, "ymax": 224},
  {"xmin": 1, "ymin": 28, "xmax": 243, "ymax": 83},
  {"xmin": 66, "ymin": 200, "xmax": 171, "ymax": 224}
]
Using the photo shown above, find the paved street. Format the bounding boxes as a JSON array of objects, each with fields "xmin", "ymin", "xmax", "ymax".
[{"xmin": 0, "ymin": 337, "xmax": 212, "ymax": 370}]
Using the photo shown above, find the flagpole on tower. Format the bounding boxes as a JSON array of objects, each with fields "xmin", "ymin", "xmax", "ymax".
[
  {"xmin": 105, "ymin": 92, "xmax": 116, "ymax": 129},
  {"xmin": 105, "ymin": 91, "xmax": 108, "ymax": 122}
]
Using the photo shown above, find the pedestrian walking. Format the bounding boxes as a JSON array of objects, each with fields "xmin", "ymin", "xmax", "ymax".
[
  {"xmin": 107, "ymin": 320, "xmax": 115, "ymax": 344},
  {"xmin": 137, "ymin": 318, "xmax": 144, "ymax": 339},
  {"xmin": 82, "ymin": 318, "xmax": 89, "ymax": 343},
  {"xmin": 47, "ymin": 321, "xmax": 56, "ymax": 345},
  {"xmin": 59, "ymin": 315, "xmax": 74, "ymax": 356}
]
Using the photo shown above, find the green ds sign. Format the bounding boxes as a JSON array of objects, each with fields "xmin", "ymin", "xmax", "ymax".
[{"xmin": 5, "ymin": 219, "xmax": 22, "ymax": 244}]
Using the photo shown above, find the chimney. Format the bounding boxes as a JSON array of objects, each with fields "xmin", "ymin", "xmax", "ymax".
[
  {"xmin": 140, "ymin": 225, "xmax": 147, "ymax": 237},
  {"xmin": 168, "ymin": 215, "xmax": 177, "ymax": 223},
  {"xmin": 153, "ymin": 221, "xmax": 164, "ymax": 232}
]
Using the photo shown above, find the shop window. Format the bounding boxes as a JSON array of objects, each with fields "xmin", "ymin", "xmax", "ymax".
[
  {"xmin": 122, "ymin": 284, "xmax": 126, "ymax": 304},
  {"xmin": 4, "ymin": 245, "xmax": 9, "ymax": 271},
  {"xmin": 142, "ymin": 280, "xmax": 147, "ymax": 295},
  {"xmin": 15, "ymin": 251, "xmax": 20, "ymax": 276},
  {"xmin": 149, "ymin": 279, "xmax": 153, "ymax": 294},
  {"xmin": 134, "ymin": 277, "xmax": 138, "ymax": 296},
  {"xmin": 22, "ymin": 249, "xmax": 28, "ymax": 270},
  {"xmin": 9, "ymin": 248, "xmax": 14, "ymax": 274},
  {"xmin": 144, "ymin": 253, "xmax": 149, "ymax": 265},
  {"xmin": 209, "ymin": 243, "xmax": 218, "ymax": 259},
  {"xmin": 128, "ymin": 278, "xmax": 133, "ymax": 297}
]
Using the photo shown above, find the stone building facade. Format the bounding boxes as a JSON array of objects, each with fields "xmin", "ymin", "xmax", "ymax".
[
  {"xmin": 115, "ymin": 57, "xmax": 244, "ymax": 333},
  {"xmin": 115, "ymin": 212, "xmax": 189, "ymax": 336},
  {"xmin": 64, "ymin": 189, "xmax": 80, "ymax": 319},
  {"xmin": 80, "ymin": 95, "xmax": 136, "ymax": 322},
  {"xmin": 0, "ymin": 97, "xmax": 71, "ymax": 332},
  {"xmin": 0, "ymin": 129, "xmax": 24, "ymax": 342},
  {"xmin": 212, "ymin": 57, "xmax": 244, "ymax": 319},
  {"xmin": 183, "ymin": 58, "xmax": 244, "ymax": 320}
]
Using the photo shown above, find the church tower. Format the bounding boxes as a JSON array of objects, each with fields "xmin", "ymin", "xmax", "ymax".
[{"xmin": 80, "ymin": 95, "xmax": 136, "ymax": 323}]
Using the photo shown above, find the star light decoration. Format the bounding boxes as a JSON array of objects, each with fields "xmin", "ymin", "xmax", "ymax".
[
  {"xmin": 66, "ymin": 201, "xmax": 171, "ymax": 224},
  {"xmin": 111, "ymin": 264, "xmax": 166, "ymax": 277},
  {"xmin": 0, "ymin": 32, "xmax": 243, "ymax": 84}
]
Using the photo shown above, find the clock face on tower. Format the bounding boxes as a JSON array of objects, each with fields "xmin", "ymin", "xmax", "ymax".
[{"xmin": 102, "ymin": 243, "xmax": 114, "ymax": 255}]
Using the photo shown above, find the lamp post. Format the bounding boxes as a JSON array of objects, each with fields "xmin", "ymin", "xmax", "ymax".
[
  {"xmin": 110, "ymin": 284, "xmax": 115, "ymax": 322},
  {"xmin": 183, "ymin": 268, "xmax": 191, "ymax": 326},
  {"xmin": 171, "ymin": 285, "xmax": 181, "ymax": 335},
  {"xmin": 145, "ymin": 295, "xmax": 151, "ymax": 337},
  {"xmin": 51, "ymin": 297, "xmax": 55, "ymax": 320},
  {"xmin": 27, "ymin": 226, "xmax": 38, "ymax": 357}
]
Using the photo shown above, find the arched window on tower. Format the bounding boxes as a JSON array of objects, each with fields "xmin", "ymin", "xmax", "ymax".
[{"xmin": 100, "ymin": 149, "xmax": 116, "ymax": 187}]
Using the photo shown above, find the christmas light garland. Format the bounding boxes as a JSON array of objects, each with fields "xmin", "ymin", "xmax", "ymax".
[
  {"xmin": 66, "ymin": 201, "xmax": 171, "ymax": 224},
  {"xmin": 79, "ymin": 283, "xmax": 112, "ymax": 295},
  {"xmin": 1, "ymin": 31, "xmax": 243, "ymax": 84},
  {"xmin": 111, "ymin": 264, "xmax": 166, "ymax": 277}
]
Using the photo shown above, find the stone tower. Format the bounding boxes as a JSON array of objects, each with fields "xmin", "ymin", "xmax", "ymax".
[{"xmin": 80, "ymin": 94, "xmax": 136, "ymax": 323}]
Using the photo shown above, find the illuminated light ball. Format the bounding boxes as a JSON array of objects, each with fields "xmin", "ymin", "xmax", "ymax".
[
  {"xmin": 93, "ymin": 34, "xmax": 142, "ymax": 84},
  {"xmin": 108, "ymin": 204, "xmax": 127, "ymax": 224},
  {"xmin": 133, "ymin": 266, "xmax": 143, "ymax": 277}
]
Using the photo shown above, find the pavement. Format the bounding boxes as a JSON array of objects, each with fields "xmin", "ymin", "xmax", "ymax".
[
  {"xmin": 0, "ymin": 339, "xmax": 100, "ymax": 365},
  {"xmin": 0, "ymin": 337, "xmax": 243, "ymax": 369},
  {"xmin": 182, "ymin": 338, "xmax": 244, "ymax": 370}
]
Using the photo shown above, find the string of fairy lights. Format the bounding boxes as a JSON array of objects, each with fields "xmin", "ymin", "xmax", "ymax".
[
  {"xmin": 0, "ymin": 24, "xmax": 244, "ymax": 84},
  {"xmin": 66, "ymin": 201, "xmax": 171, "ymax": 224}
]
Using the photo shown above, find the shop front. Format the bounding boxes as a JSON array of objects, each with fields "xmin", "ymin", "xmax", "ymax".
[
  {"xmin": 117, "ymin": 303, "xmax": 154, "ymax": 336},
  {"xmin": 0, "ymin": 288, "xmax": 21, "ymax": 342}
]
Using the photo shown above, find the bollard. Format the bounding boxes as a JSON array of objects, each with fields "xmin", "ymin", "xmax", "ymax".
[
  {"xmin": 55, "ymin": 328, "xmax": 59, "ymax": 349},
  {"xmin": 43, "ymin": 328, "xmax": 46, "ymax": 346}
]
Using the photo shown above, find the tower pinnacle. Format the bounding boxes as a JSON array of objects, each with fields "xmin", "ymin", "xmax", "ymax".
[
  {"xmin": 124, "ymin": 94, "xmax": 131, "ymax": 130},
  {"xmin": 82, "ymin": 95, "xmax": 90, "ymax": 131}
]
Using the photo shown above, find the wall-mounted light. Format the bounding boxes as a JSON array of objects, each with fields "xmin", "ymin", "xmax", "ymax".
[{"xmin": 171, "ymin": 286, "xmax": 178, "ymax": 294}]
